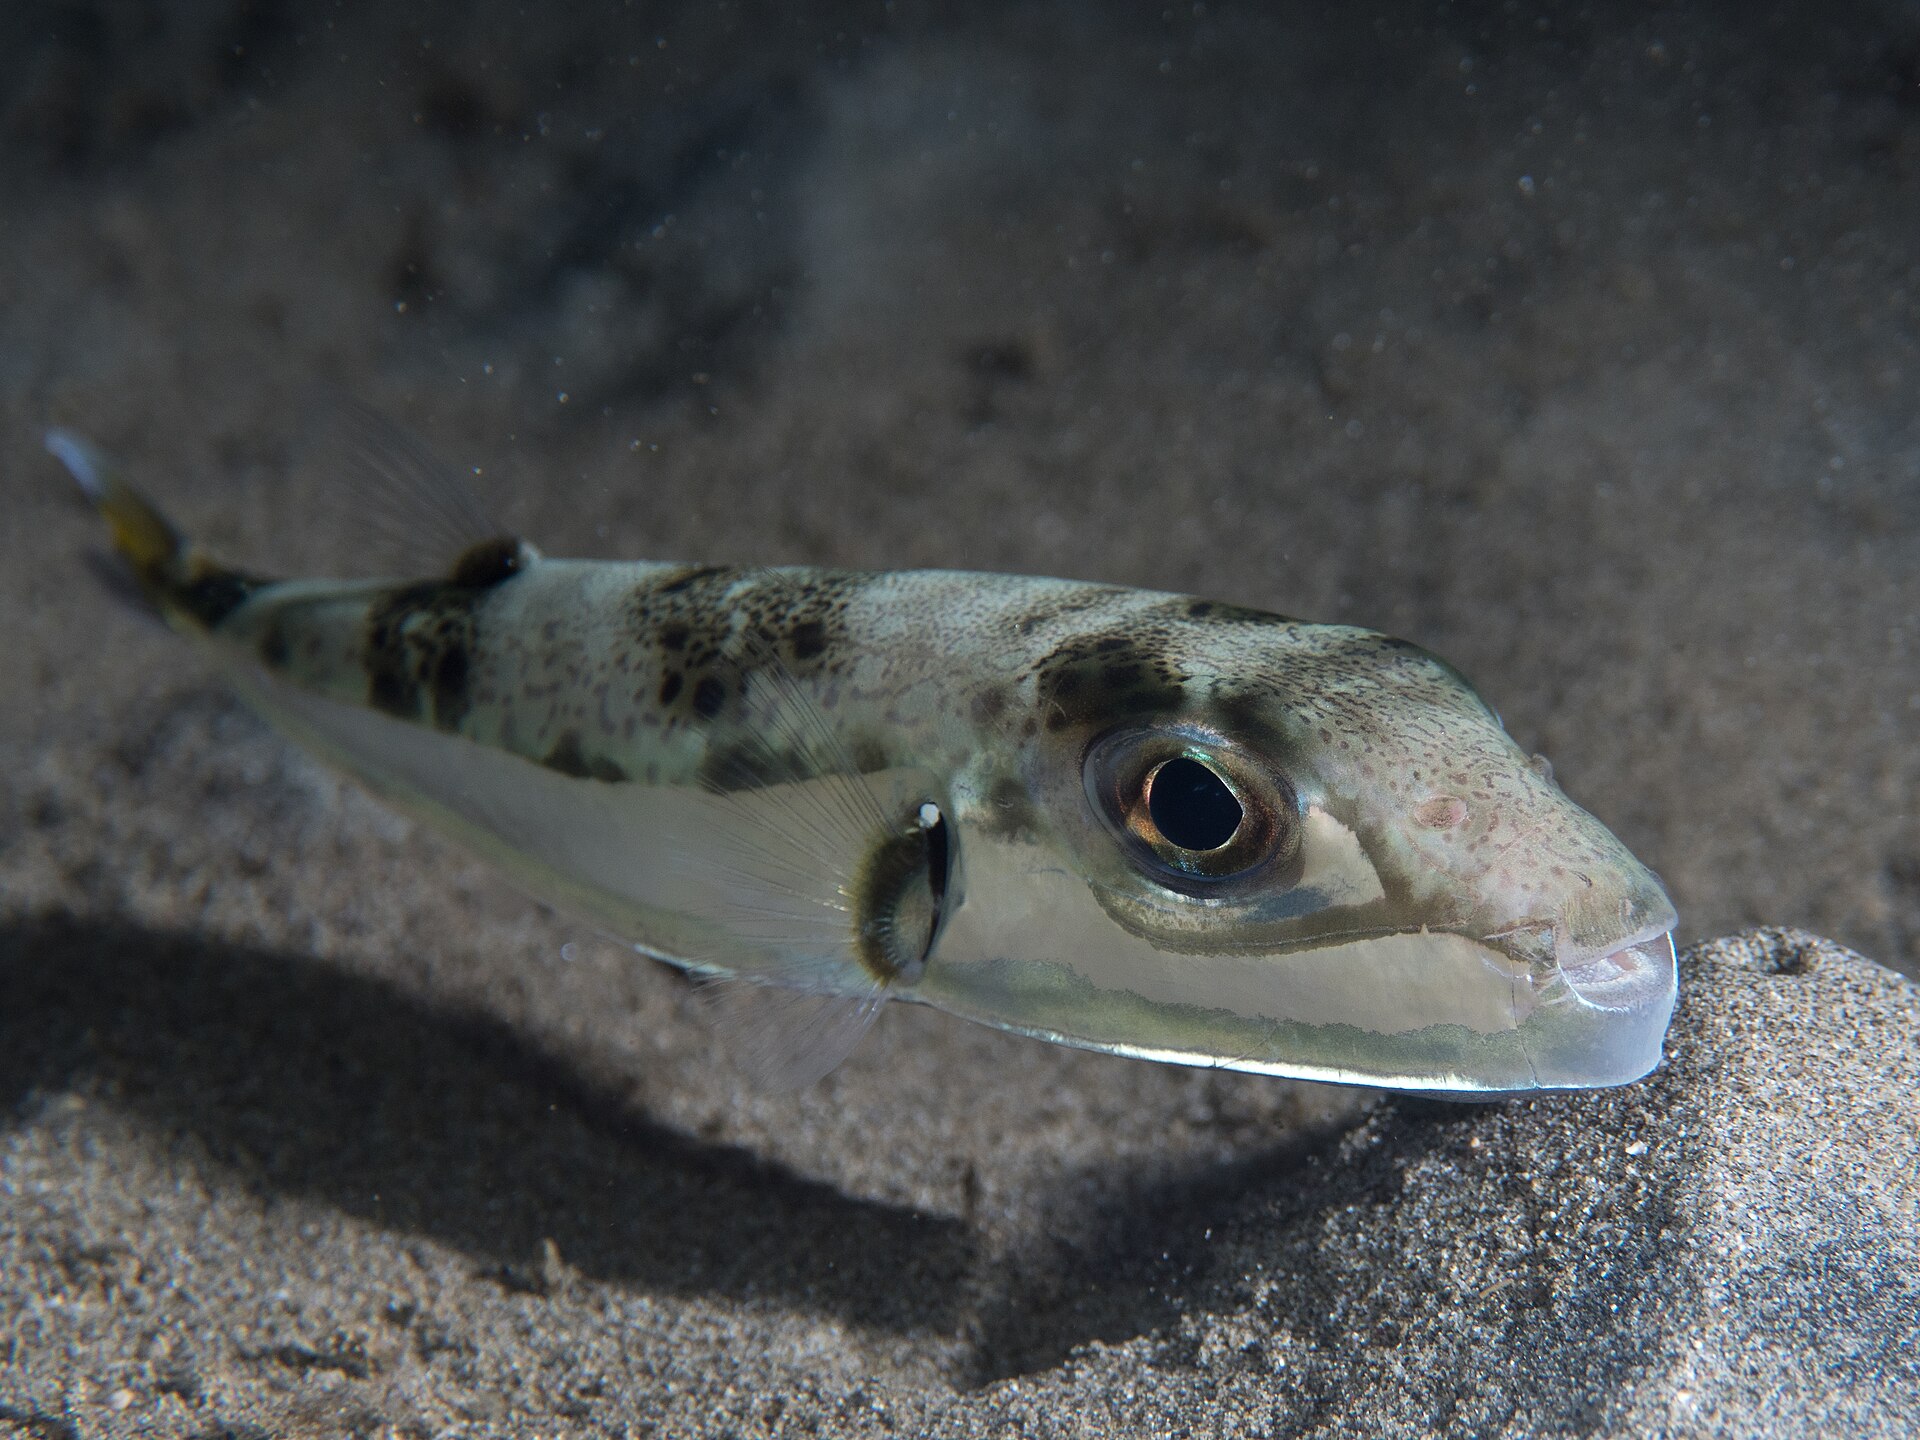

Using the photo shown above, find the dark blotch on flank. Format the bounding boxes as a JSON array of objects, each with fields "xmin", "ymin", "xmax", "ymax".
[
  {"xmin": 364, "ymin": 582, "xmax": 436, "ymax": 719},
  {"xmin": 981, "ymin": 773, "xmax": 1041, "ymax": 839},
  {"xmin": 369, "ymin": 664, "xmax": 417, "ymax": 718},
  {"xmin": 1209, "ymin": 686, "xmax": 1294, "ymax": 755},
  {"xmin": 364, "ymin": 580, "xmax": 482, "ymax": 730},
  {"xmin": 660, "ymin": 622, "xmax": 690, "ymax": 651},
  {"xmin": 692, "ymin": 676, "xmax": 727, "ymax": 720},
  {"xmin": 697, "ymin": 733, "xmax": 806, "ymax": 793},
  {"xmin": 431, "ymin": 645, "xmax": 471, "ymax": 728},
  {"xmin": 971, "ymin": 686, "xmax": 1009, "ymax": 723},
  {"xmin": 789, "ymin": 618, "xmax": 828, "ymax": 660},
  {"xmin": 543, "ymin": 731, "xmax": 627, "ymax": 783},
  {"xmin": 449, "ymin": 535, "xmax": 524, "ymax": 590},
  {"xmin": 1032, "ymin": 633, "xmax": 1186, "ymax": 733},
  {"xmin": 543, "ymin": 732, "xmax": 592, "ymax": 778},
  {"xmin": 658, "ymin": 671, "xmax": 684, "ymax": 706}
]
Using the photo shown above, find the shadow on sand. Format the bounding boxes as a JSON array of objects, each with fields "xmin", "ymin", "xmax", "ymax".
[
  {"xmin": 0, "ymin": 910, "xmax": 1377, "ymax": 1383},
  {"xmin": 0, "ymin": 911, "xmax": 972, "ymax": 1337}
]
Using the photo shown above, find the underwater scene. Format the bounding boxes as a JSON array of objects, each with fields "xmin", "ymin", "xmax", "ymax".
[{"xmin": 2, "ymin": 1, "xmax": 1916, "ymax": 1435}]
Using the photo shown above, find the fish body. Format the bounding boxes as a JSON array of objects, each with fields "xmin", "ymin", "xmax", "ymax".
[{"xmin": 52, "ymin": 428, "xmax": 1678, "ymax": 1094}]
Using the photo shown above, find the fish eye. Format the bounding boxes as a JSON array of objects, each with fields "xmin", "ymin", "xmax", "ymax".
[
  {"xmin": 1145, "ymin": 756, "xmax": 1243, "ymax": 851},
  {"xmin": 1084, "ymin": 728, "xmax": 1299, "ymax": 888}
]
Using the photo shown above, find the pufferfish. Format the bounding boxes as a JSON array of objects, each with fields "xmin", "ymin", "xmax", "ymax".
[{"xmin": 49, "ymin": 422, "xmax": 1677, "ymax": 1096}]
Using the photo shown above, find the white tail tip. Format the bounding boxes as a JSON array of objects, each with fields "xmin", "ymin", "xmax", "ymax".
[{"xmin": 45, "ymin": 428, "xmax": 107, "ymax": 501}]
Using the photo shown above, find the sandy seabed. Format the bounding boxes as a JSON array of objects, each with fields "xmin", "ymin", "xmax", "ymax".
[{"xmin": 1, "ymin": 2, "xmax": 1916, "ymax": 1435}]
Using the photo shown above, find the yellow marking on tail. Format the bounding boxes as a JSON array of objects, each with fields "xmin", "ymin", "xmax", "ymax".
[
  {"xmin": 48, "ymin": 429, "xmax": 266, "ymax": 631},
  {"xmin": 47, "ymin": 429, "xmax": 183, "ymax": 592}
]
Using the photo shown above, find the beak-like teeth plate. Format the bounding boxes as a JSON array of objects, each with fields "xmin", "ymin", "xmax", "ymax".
[{"xmin": 1561, "ymin": 931, "xmax": 1677, "ymax": 1011}]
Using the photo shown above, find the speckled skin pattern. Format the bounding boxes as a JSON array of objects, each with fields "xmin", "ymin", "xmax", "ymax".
[{"xmin": 214, "ymin": 554, "xmax": 1668, "ymax": 950}]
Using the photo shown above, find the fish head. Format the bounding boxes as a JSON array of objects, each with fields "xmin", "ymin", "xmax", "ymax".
[{"xmin": 921, "ymin": 612, "xmax": 1678, "ymax": 1095}]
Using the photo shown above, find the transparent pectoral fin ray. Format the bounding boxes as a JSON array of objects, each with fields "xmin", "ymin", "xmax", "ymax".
[{"xmin": 668, "ymin": 623, "xmax": 934, "ymax": 1080}]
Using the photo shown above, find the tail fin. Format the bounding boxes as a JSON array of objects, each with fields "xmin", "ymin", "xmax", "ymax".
[{"xmin": 48, "ymin": 429, "xmax": 262, "ymax": 631}]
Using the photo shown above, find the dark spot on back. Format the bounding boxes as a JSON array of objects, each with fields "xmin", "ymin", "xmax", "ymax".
[
  {"xmin": 369, "ymin": 667, "xmax": 415, "ymax": 717},
  {"xmin": 364, "ymin": 582, "xmax": 436, "ymax": 719},
  {"xmin": 660, "ymin": 622, "xmax": 690, "ymax": 651},
  {"xmin": 449, "ymin": 535, "xmax": 524, "ymax": 589},
  {"xmin": 657, "ymin": 565, "xmax": 730, "ymax": 597},
  {"xmin": 1180, "ymin": 597, "xmax": 1297, "ymax": 626},
  {"xmin": 658, "ymin": 671, "xmax": 684, "ymax": 706}
]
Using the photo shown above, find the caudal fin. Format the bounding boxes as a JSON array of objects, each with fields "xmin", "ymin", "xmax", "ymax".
[{"xmin": 48, "ymin": 429, "xmax": 263, "ymax": 631}]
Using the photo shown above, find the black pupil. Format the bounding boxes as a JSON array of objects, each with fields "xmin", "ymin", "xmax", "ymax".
[
  {"xmin": 923, "ymin": 806, "xmax": 950, "ymax": 916},
  {"xmin": 1147, "ymin": 757, "xmax": 1243, "ymax": 851}
]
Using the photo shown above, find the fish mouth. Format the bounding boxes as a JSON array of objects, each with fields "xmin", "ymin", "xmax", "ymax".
[
  {"xmin": 1557, "ymin": 930, "xmax": 1677, "ymax": 1011},
  {"xmin": 1462, "ymin": 913, "xmax": 1678, "ymax": 1090},
  {"xmin": 1503, "ymin": 920, "xmax": 1679, "ymax": 1089},
  {"xmin": 1480, "ymin": 915, "xmax": 1678, "ymax": 1007}
]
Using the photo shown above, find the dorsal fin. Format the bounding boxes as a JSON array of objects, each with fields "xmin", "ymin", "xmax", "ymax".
[{"xmin": 322, "ymin": 400, "xmax": 530, "ymax": 581}]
